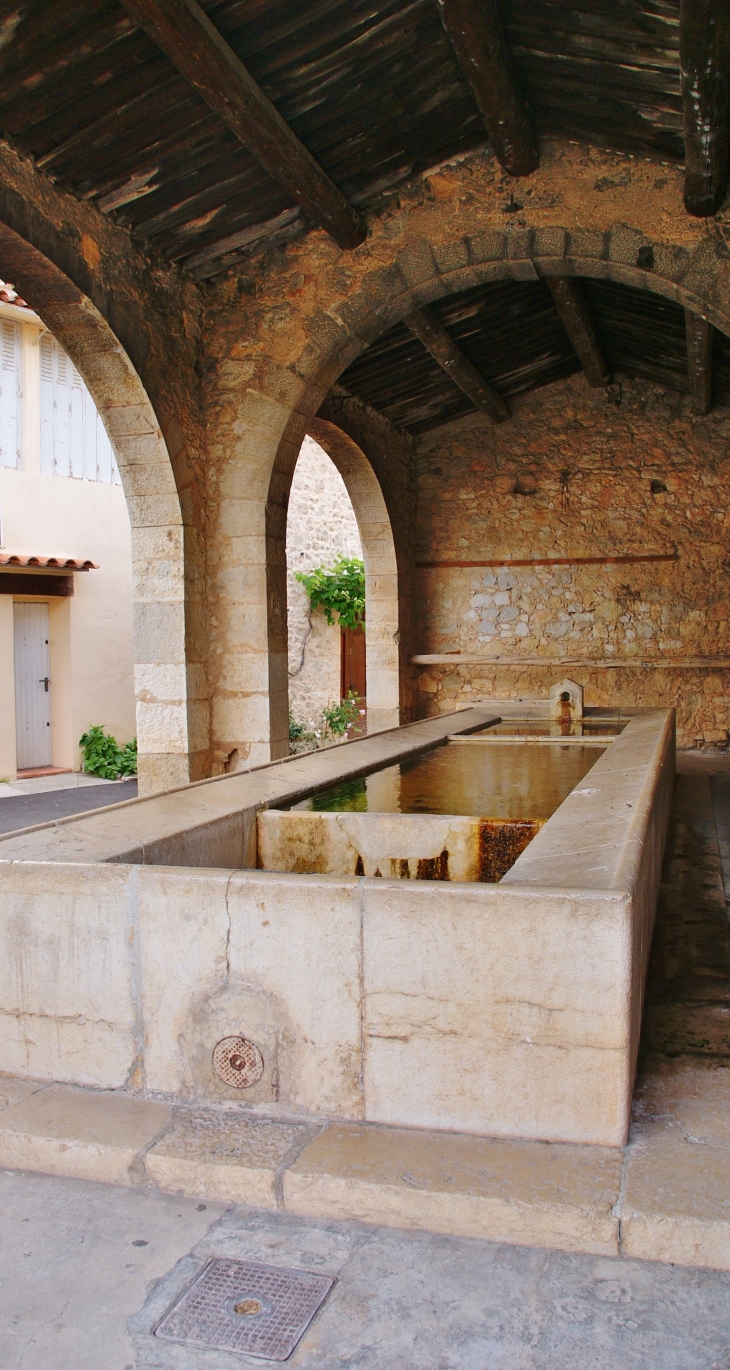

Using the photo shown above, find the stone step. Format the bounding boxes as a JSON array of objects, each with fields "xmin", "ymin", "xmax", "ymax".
[{"xmin": 2, "ymin": 1066, "xmax": 729, "ymax": 1272}]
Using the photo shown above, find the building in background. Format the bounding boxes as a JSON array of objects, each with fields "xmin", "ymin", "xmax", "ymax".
[{"xmin": 0, "ymin": 287, "xmax": 135, "ymax": 780}]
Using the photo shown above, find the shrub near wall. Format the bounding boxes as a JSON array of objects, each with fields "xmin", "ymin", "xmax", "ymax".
[{"xmin": 415, "ymin": 373, "xmax": 730, "ymax": 747}]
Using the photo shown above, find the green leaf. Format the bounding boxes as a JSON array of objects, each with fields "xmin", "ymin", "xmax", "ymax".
[
  {"xmin": 295, "ymin": 556, "xmax": 365, "ymax": 630},
  {"xmin": 79, "ymin": 725, "xmax": 137, "ymax": 779}
]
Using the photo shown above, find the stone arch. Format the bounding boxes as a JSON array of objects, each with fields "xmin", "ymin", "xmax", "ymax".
[
  {"xmin": 0, "ymin": 221, "xmax": 194, "ymax": 795},
  {"xmin": 209, "ymin": 161, "xmax": 730, "ymax": 762},
  {"xmin": 305, "ymin": 418, "xmax": 400, "ymax": 735}
]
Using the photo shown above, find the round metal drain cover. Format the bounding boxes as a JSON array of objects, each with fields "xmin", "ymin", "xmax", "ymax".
[{"xmin": 212, "ymin": 1036, "xmax": 264, "ymax": 1088}]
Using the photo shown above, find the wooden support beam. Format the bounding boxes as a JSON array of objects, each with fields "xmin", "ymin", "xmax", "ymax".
[
  {"xmin": 433, "ymin": 0, "xmax": 537, "ymax": 176},
  {"xmin": 119, "ymin": 0, "xmax": 366, "ymax": 250},
  {"xmin": 680, "ymin": 0, "xmax": 730, "ymax": 216},
  {"xmin": 404, "ymin": 307, "xmax": 510, "ymax": 424},
  {"xmin": 685, "ymin": 309, "xmax": 714, "ymax": 413},
  {"xmin": 544, "ymin": 277, "xmax": 611, "ymax": 388}
]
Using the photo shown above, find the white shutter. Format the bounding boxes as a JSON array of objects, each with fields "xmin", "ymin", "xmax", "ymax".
[
  {"xmin": 0, "ymin": 320, "xmax": 20, "ymax": 468},
  {"xmin": 39, "ymin": 334, "xmax": 54, "ymax": 474},
  {"xmin": 54, "ymin": 344, "xmax": 70, "ymax": 476},
  {"xmin": 70, "ymin": 363, "xmax": 84, "ymax": 478},
  {"xmin": 38, "ymin": 334, "xmax": 119, "ymax": 484}
]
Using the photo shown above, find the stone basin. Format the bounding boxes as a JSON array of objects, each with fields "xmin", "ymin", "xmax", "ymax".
[
  {"xmin": 258, "ymin": 738, "xmax": 604, "ymax": 881},
  {"xmin": 0, "ymin": 703, "xmax": 674, "ymax": 1146}
]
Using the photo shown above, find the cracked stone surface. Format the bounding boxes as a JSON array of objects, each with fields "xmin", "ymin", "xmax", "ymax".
[
  {"xmin": 3, "ymin": 1170, "xmax": 730, "ymax": 1370},
  {"xmin": 130, "ymin": 1207, "xmax": 730, "ymax": 1370}
]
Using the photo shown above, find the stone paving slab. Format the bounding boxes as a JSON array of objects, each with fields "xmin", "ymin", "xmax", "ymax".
[
  {"xmin": 282, "ymin": 1121, "xmax": 622, "ymax": 1257},
  {"xmin": 0, "ymin": 1169, "xmax": 226, "ymax": 1370},
  {"xmin": 145, "ymin": 1109, "xmax": 318, "ymax": 1209},
  {"xmin": 130, "ymin": 1205, "xmax": 730, "ymax": 1370},
  {"xmin": 0, "ymin": 1081, "xmax": 170, "ymax": 1184},
  {"xmin": 2, "ymin": 1074, "xmax": 730, "ymax": 1272}
]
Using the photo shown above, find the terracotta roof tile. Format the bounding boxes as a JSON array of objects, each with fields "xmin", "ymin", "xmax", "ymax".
[{"xmin": 0, "ymin": 553, "xmax": 99, "ymax": 570}]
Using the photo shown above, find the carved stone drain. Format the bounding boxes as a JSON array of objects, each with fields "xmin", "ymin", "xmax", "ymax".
[{"xmin": 212, "ymin": 1035, "xmax": 264, "ymax": 1089}]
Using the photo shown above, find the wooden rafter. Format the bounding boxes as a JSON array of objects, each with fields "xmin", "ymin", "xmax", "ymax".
[
  {"xmin": 545, "ymin": 277, "xmax": 611, "ymax": 388},
  {"xmin": 118, "ymin": 0, "xmax": 366, "ymax": 250},
  {"xmin": 680, "ymin": 0, "xmax": 730, "ymax": 216},
  {"xmin": 685, "ymin": 310, "xmax": 714, "ymax": 413},
  {"xmin": 404, "ymin": 307, "xmax": 510, "ymax": 424},
  {"xmin": 433, "ymin": 0, "xmax": 537, "ymax": 176}
]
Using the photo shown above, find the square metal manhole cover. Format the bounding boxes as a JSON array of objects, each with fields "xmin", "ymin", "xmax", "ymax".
[{"xmin": 154, "ymin": 1257, "xmax": 335, "ymax": 1362}]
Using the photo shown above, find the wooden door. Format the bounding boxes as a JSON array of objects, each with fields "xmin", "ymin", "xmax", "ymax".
[{"xmin": 340, "ymin": 624, "xmax": 366, "ymax": 702}]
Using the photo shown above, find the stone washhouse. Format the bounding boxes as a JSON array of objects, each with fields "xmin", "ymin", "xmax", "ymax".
[{"xmin": 2, "ymin": 0, "xmax": 730, "ymax": 1299}]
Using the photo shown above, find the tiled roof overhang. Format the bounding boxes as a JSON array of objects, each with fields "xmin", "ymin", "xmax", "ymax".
[{"xmin": 0, "ymin": 553, "xmax": 99, "ymax": 570}]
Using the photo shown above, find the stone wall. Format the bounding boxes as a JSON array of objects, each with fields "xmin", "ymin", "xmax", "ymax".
[
  {"xmin": 286, "ymin": 435, "xmax": 362, "ymax": 726},
  {"xmin": 414, "ymin": 373, "xmax": 730, "ymax": 746}
]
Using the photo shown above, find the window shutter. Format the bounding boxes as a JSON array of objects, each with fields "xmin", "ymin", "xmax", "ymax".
[
  {"xmin": 0, "ymin": 321, "xmax": 20, "ymax": 468},
  {"xmin": 38, "ymin": 335, "xmax": 119, "ymax": 483},
  {"xmin": 39, "ymin": 334, "xmax": 55, "ymax": 474},
  {"xmin": 69, "ymin": 363, "xmax": 84, "ymax": 478}
]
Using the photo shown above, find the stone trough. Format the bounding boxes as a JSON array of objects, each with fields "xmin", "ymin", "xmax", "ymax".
[{"xmin": 0, "ymin": 701, "xmax": 674, "ymax": 1148}]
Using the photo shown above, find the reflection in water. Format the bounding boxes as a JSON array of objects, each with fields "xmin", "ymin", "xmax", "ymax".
[{"xmin": 290, "ymin": 741, "xmax": 604, "ymax": 822}]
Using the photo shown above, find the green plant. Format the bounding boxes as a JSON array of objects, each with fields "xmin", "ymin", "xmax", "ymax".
[
  {"xmin": 295, "ymin": 556, "xmax": 365, "ymax": 630},
  {"xmin": 79, "ymin": 725, "xmax": 137, "ymax": 779},
  {"xmin": 288, "ymin": 711, "xmax": 316, "ymax": 753},
  {"xmin": 321, "ymin": 690, "xmax": 361, "ymax": 738}
]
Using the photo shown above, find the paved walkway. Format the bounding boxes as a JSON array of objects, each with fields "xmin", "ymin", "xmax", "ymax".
[
  {"xmin": 2, "ymin": 1169, "xmax": 730, "ymax": 1370},
  {"xmin": 0, "ymin": 775, "xmax": 137, "ymax": 834}
]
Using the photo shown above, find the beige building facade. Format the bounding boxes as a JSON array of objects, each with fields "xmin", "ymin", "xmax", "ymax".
[{"xmin": 0, "ymin": 297, "xmax": 135, "ymax": 780}]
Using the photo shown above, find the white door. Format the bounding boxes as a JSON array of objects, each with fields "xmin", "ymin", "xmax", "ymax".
[{"xmin": 14, "ymin": 602, "xmax": 52, "ymax": 770}]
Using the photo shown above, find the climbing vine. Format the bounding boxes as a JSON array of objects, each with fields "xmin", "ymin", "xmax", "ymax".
[{"xmin": 295, "ymin": 556, "xmax": 365, "ymax": 630}]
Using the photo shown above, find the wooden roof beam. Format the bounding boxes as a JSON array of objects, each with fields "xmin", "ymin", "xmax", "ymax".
[
  {"xmin": 118, "ymin": 0, "xmax": 366, "ymax": 250},
  {"xmin": 685, "ymin": 310, "xmax": 714, "ymax": 413},
  {"xmin": 404, "ymin": 307, "xmax": 510, "ymax": 424},
  {"xmin": 544, "ymin": 276, "xmax": 611, "ymax": 388},
  {"xmin": 680, "ymin": 0, "xmax": 730, "ymax": 216},
  {"xmin": 433, "ymin": 0, "xmax": 537, "ymax": 176}
]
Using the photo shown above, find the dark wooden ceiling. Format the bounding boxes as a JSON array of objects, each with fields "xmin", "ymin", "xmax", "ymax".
[
  {"xmin": 339, "ymin": 276, "xmax": 730, "ymax": 432},
  {"xmin": 0, "ymin": 0, "xmax": 682, "ymax": 278}
]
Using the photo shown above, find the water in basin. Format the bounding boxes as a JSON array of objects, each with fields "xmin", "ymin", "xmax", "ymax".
[
  {"xmin": 474, "ymin": 720, "xmax": 626, "ymax": 738},
  {"xmin": 288, "ymin": 740, "xmax": 605, "ymax": 822}
]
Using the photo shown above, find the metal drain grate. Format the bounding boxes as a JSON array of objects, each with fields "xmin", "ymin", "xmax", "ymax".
[{"xmin": 154, "ymin": 1257, "xmax": 334, "ymax": 1361}]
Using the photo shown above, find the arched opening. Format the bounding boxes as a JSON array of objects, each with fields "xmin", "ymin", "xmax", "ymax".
[
  {"xmin": 329, "ymin": 271, "xmax": 730, "ymax": 750},
  {"xmin": 285, "ymin": 435, "xmax": 364, "ymax": 742},
  {"xmin": 212, "ymin": 215, "xmax": 730, "ymax": 771},
  {"xmin": 287, "ymin": 422, "xmax": 401, "ymax": 740},
  {"xmin": 0, "ymin": 223, "xmax": 194, "ymax": 795}
]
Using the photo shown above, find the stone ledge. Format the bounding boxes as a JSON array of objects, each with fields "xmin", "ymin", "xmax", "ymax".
[
  {"xmin": 0, "ymin": 1081, "xmax": 170, "ymax": 1185},
  {"xmin": 2, "ymin": 1071, "xmax": 729, "ymax": 1272},
  {"xmin": 282, "ymin": 1122, "xmax": 622, "ymax": 1258},
  {"xmin": 144, "ymin": 1108, "xmax": 318, "ymax": 1208}
]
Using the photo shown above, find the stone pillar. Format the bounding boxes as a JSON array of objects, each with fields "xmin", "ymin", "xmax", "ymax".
[
  {"xmin": 204, "ymin": 362, "xmax": 307, "ymax": 772},
  {"xmin": 38, "ymin": 303, "xmax": 192, "ymax": 796}
]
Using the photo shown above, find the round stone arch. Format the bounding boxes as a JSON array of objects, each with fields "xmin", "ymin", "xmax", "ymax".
[
  {"xmin": 306, "ymin": 417, "xmax": 400, "ymax": 735},
  {"xmin": 215, "ymin": 182, "xmax": 730, "ymax": 767},
  {"xmin": 0, "ymin": 221, "xmax": 193, "ymax": 795}
]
